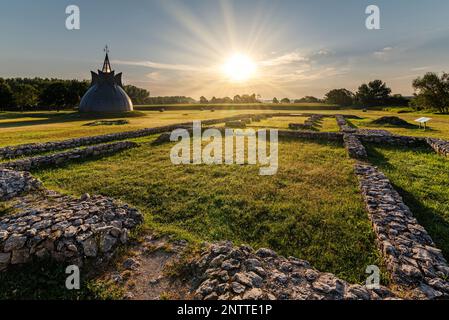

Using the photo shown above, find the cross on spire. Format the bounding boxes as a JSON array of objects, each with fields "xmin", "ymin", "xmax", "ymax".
[{"xmin": 102, "ymin": 45, "xmax": 112, "ymax": 73}]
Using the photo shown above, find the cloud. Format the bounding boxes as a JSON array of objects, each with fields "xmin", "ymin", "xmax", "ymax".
[
  {"xmin": 411, "ymin": 66, "xmax": 432, "ymax": 71},
  {"xmin": 270, "ymin": 66, "xmax": 349, "ymax": 83},
  {"xmin": 146, "ymin": 72, "xmax": 161, "ymax": 81},
  {"xmin": 373, "ymin": 47, "xmax": 394, "ymax": 59},
  {"xmin": 114, "ymin": 59, "xmax": 203, "ymax": 72},
  {"xmin": 260, "ymin": 51, "xmax": 308, "ymax": 67}
]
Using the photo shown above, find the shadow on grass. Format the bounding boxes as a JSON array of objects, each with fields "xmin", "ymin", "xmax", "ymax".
[
  {"xmin": 29, "ymin": 146, "xmax": 139, "ymax": 178},
  {"xmin": 0, "ymin": 111, "xmax": 146, "ymax": 129},
  {"xmin": 0, "ymin": 259, "xmax": 119, "ymax": 300}
]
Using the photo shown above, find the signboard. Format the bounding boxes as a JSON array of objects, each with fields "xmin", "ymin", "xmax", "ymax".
[{"xmin": 414, "ymin": 117, "xmax": 432, "ymax": 130}]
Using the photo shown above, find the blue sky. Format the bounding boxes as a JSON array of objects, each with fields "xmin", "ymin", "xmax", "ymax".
[{"xmin": 1, "ymin": 0, "xmax": 449, "ymax": 99}]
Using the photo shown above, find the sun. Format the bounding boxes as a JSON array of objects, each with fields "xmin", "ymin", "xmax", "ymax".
[{"xmin": 222, "ymin": 53, "xmax": 257, "ymax": 82}]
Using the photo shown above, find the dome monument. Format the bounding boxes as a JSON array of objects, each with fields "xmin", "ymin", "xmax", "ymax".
[{"xmin": 79, "ymin": 46, "xmax": 133, "ymax": 113}]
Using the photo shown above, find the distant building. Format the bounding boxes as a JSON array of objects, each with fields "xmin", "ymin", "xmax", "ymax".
[{"xmin": 79, "ymin": 47, "xmax": 133, "ymax": 113}]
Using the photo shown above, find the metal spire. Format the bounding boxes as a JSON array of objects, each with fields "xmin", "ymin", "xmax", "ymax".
[{"xmin": 102, "ymin": 45, "xmax": 112, "ymax": 73}]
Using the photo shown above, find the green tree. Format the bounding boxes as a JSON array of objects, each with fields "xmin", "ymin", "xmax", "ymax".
[
  {"xmin": 199, "ymin": 96, "xmax": 208, "ymax": 104},
  {"xmin": 356, "ymin": 80, "xmax": 391, "ymax": 106},
  {"xmin": 412, "ymin": 72, "xmax": 449, "ymax": 113},
  {"xmin": 39, "ymin": 82, "xmax": 69, "ymax": 111},
  {"xmin": 13, "ymin": 84, "xmax": 38, "ymax": 110},
  {"xmin": 272, "ymin": 97, "xmax": 279, "ymax": 104},
  {"xmin": 0, "ymin": 79, "xmax": 15, "ymax": 110},
  {"xmin": 325, "ymin": 89, "xmax": 354, "ymax": 106},
  {"xmin": 281, "ymin": 97, "xmax": 291, "ymax": 103},
  {"xmin": 124, "ymin": 85, "xmax": 150, "ymax": 105},
  {"xmin": 295, "ymin": 96, "xmax": 321, "ymax": 103}
]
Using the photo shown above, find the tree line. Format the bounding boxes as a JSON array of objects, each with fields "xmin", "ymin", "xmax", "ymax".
[
  {"xmin": 1, "ymin": 73, "xmax": 449, "ymax": 113},
  {"xmin": 321, "ymin": 74, "xmax": 449, "ymax": 113},
  {"xmin": 0, "ymin": 77, "xmax": 156, "ymax": 111},
  {"xmin": 199, "ymin": 94, "xmax": 260, "ymax": 104},
  {"xmin": 321, "ymin": 80, "xmax": 409, "ymax": 108}
]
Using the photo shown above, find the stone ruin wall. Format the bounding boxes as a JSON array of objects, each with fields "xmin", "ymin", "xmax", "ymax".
[
  {"xmin": 0, "ymin": 169, "xmax": 143, "ymax": 271},
  {"xmin": 190, "ymin": 241, "xmax": 394, "ymax": 300},
  {"xmin": 0, "ymin": 141, "xmax": 137, "ymax": 172}
]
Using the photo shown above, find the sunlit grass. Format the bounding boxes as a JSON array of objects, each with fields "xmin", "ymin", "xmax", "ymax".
[{"xmin": 33, "ymin": 137, "xmax": 381, "ymax": 283}]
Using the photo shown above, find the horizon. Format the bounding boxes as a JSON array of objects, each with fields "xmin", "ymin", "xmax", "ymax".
[{"xmin": 1, "ymin": 0, "xmax": 449, "ymax": 99}]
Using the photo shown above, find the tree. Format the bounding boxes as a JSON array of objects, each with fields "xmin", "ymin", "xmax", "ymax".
[
  {"xmin": 124, "ymin": 85, "xmax": 150, "ymax": 105},
  {"xmin": 412, "ymin": 72, "xmax": 449, "ymax": 113},
  {"xmin": 295, "ymin": 96, "xmax": 321, "ymax": 103},
  {"xmin": 13, "ymin": 84, "xmax": 38, "ymax": 110},
  {"xmin": 0, "ymin": 80, "xmax": 15, "ymax": 110},
  {"xmin": 233, "ymin": 95, "xmax": 242, "ymax": 103},
  {"xmin": 325, "ymin": 89, "xmax": 354, "ymax": 106},
  {"xmin": 356, "ymin": 80, "xmax": 392, "ymax": 106},
  {"xmin": 388, "ymin": 94, "xmax": 410, "ymax": 106},
  {"xmin": 39, "ymin": 82, "xmax": 69, "ymax": 111},
  {"xmin": 281, "ymin": 98, "xmax": 291, "ymax": 104},
  {"xmin": 199, "ymin": 96, "xmax": 208, "ymax": 104},
  {"xmin": 272, "ymin": 97, "xmax": 279, "ymax": 104}
]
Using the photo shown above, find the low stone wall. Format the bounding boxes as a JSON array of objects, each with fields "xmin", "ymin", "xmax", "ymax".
[
  {"xmin": 354, "ymin": 163, "xmax": 449, "ymax": 299},
  {"xmin": 357, "ymin": 134, "xmax": 426, "ymax": 147},
  {"xmin": 0, "ymin": 169, "xmax": 144, "ymax": 271},
  {"xmin": 335, "ymin": 115, "xmax": 356, "ymax": 133},
  {"xmin": 289, "ymin": 114, "xmax": 323, "ymax": 131},
  {"xmin": 225, "ymin": 120, "xmax": 247, "ymax": 128},
  {"xmin": 0, "ymin": 114, "xmax": 271, "ymax": 160},
  {"xmin": 190, "ymin": 241, "xmax": 394, "ymax": 300},
  {"xmin": 426, "ymin": 138, "xmax": 449, "ymax": 157},
  {"xmin": 356, "ymin": 129, "xmax": 393, "ymax": 136},
  {"xmin": 0, "ymin": 141, "xmax": 138, "ymax": 171},
  {"xmin": 278, "ymin": 130, "xmax": 343, "ymax": 142},
  {"xmin": 343, "ymin": 134, "xmax": 367, "ymax": 160},
  {"xmin": 0, "ymin": 169, "xmax": 42, "ymax": 201}
]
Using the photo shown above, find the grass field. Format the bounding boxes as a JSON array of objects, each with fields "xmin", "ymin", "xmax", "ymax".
[
  {"xmin": 2, "ymin": 108, "xmax": 449, "ymax": 147},
  {"xmin": 2, "ymin": 107, "xmax": 449, "ymax": 298},
  {"xmin": 0, "ymin": 110, "xmax": 275, "ymax": 147},
  {"xmin": 33, "ymin": 137, "xmax": 382, "ymax": 284}
]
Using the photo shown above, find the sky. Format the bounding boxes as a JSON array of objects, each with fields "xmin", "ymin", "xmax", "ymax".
[{"xmin": 1, "ymin": 0, "xmax": 449, "ymax": 99}]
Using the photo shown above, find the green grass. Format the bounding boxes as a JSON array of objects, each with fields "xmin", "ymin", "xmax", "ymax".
[
  {"xmin": 367, "ymin": 145, "xmax": 449, "ymax": 261},
  {"xmin": 2, "ymin": 109, "xmax": 449, "ymax": 147},
  {"xmin": 33, "ymin": 137, "xmax": 382, "ymax": 284},
  {"xmin": 0, "ymin": 110, "xmax": 278, "ymax": 147},
  {"xmin": 346, "ymin": 111, "xmax": 449, "ymax": 139},
  {"xmin": 0, "ymin": 259, "xmax": 122, "ymax": 300}
]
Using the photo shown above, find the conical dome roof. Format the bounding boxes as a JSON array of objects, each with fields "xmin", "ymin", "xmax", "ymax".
[{"xmin": 79, "ymin": 49, "xmax": 133, "ymax": 113}]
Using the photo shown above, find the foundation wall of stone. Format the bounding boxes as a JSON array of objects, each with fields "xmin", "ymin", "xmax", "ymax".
[{"xmin": 0, "ymin": 141, "xmax": 137, "ymax": 171}]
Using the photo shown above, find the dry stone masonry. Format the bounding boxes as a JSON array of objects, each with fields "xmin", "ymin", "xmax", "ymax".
[
  {"xmin": 0, "ymin": 141, "xmax": 137, "ymax": 171},
  {"xmin": 357, "ymin": 133, "xmax": 425, "ymax": 147},
  {"xmin": 0, "ymin": 169, "xmax": 143, "ymax": 271},
  {"xmin": 343, "ymin": 134, "xmax": 367, "ymax": 160},
  {"xmin": 426, "ymin": 138, "xmax": 449, "ymax": 157},
  {"xmin": 354, "ymin": 163, "xmax": 449, "ymax": 299},
  {"xmin": 336, "ymin": 115, "xmax": 356, "ymax": 133},
  {"xmin": 0, "ymin": 169, "xmax": 42, "ymax": 201},
  {"xmin": 191, "ymin": 241, "xmax": 395, "ymax": 300},
  {"xmin": 289, "ymin": 114, "xmax": 323, "ymax": 130},
  {"xmin": 278, "ymin": 130, "xmax": 343, "ymax": 142}
]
